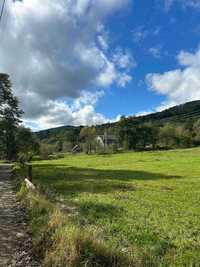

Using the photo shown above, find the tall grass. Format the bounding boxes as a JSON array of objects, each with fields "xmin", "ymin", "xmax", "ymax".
[{"xmin": 17, "ymin": 185, "xmax": 159, "ymax": 266}]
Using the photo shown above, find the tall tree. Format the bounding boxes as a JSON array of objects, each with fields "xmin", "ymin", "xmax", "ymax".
[
  {"xmin": 0, "ymin": 73, "xmax": 23, "ymax": 160},
  {"xmin": 80, "ymin": 127, "xmax": 96, "ymax": 154}
]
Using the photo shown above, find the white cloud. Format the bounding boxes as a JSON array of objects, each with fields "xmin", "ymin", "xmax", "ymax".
[
  {"xmin": 0, "ymin": 0, "xmax": 132, "ymax": 129},
  {"xmin": 112, "ymin": 48, "xmax": 136, "ymax": 69},
  {"xmin": 181, "ymin": 0, "xmax": 200, "ymax": 8},
  {"xmin": 98, "ymin": 35, "xmax": 109, "ymax": 51},
  {"xmin": 132, "ymin": 26, "xmax": 162, "ymax": 44},
  {"xmin": 149, "ymin": 46, "xmax": 162, "ymax": 59},
  {"xmin": 163, "ymin": 0, "xmax": 200, "ymax": 11},
  {"xmin": 164, "ymin": 0, "xmax": 174, "ymax": 11},
  {"xmin": 177, "ymin": 49, "xmax": 200, "ymax": 66},
  {"xmin": 25, "ymin": 91, "xmax": 110, "ymax": 130},
  {"xmin": 135, "ymin": 110, "xmax": 153, "ymax": 117},
  {"xmin": 146, "ymin": 46, "xmax": 200, "ymax": 111},
  {"xmin": 153, "ymin": 27, "xmax": 161, "ymax": 36},
  {"xmin": 117, "ymin": 73, "xmax": 132, "ymax": 87},
  {"xmin": 132, "ymin": 26, "xmax": 149, "ymax": 43}
]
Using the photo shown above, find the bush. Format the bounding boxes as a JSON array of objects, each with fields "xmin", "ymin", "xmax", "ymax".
[{"xmin": 40, "ymin": 144, "xmax": 56, "ymax": 160}]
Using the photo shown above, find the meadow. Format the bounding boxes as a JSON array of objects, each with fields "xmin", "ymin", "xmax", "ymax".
[{"xmin": 20, "ymin": 148, "xmax": 200, "ymax": 266}]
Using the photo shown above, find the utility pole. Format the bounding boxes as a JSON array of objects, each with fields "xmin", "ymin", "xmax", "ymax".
[{"xmin": 0, "ymin": 0, "xmax": 6, "ymax": 27}]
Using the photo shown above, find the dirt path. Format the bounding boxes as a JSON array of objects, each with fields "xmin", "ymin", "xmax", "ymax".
[{"xmin": 0, "ymin": 165, "xmax": 39, "ymax": 267}]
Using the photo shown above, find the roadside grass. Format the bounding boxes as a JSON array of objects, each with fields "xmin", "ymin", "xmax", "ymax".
[{"xmin": 17, "ymin": 148, "xmax": 200, "ymax": 266}]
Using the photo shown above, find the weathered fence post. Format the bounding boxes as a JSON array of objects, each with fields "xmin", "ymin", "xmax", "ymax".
[{"xmin": 27, "ymin": 164, "xmax": 32, "ymax": 182}]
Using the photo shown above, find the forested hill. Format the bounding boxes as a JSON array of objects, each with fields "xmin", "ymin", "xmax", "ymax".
[
  {"xmin": 36, "ymin": 100, "xmax": 200, "ymax": 142},
  {"xmin": 134, "ymin": 100, "xmax": 200, "ymax": 123}
]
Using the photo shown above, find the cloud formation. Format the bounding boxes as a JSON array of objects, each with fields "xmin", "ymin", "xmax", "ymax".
[
  {"xmin": 0, "ymin": 0, "xmax": 132, "ymax": 129},
  {"xmin": 164, "ymin": 0, "xmax": 200, "ymax": 11},
  {"xmin": 148, "ymin": 46, "xmax": 162, "ymax": 59},
  {"xmin": 26, "ymin": 91, "xmax": 109, "ymax": 130},
  {"xmin": 146, "ymin": 46, "xmax": 200, "ymax": 111}
]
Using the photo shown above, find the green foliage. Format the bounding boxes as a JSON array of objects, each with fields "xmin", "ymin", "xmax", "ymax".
[
  {"xmin": 0, "ymin": 74, "xmax": 37, "ymax": 161},
  {"xmin": 37, "ymin": 126, "xmax": 82, "ymax": 151},
  {"xmin": 80, "ymin": 127, "xmax": 96, "ymax": 154},
  {"xmin": 0, "ymin": 73, "xmax": 23, "ymax": 160},
  {"xmin": 16, "ymin": 127, "xmax": 39, "ymax": 154},
  {"xmin": 20, "ymin": 148, "xmax": 200, "ymax": 265},
  {"xmin": 40, "ymin": 143, "xmax": 57, "ymax": 160},
  {"xmin": 159, "ymin": 123, "xmax": 176, "ymax": 148},
  {"xmin": 16, "ymin": 127, "xmax": 40, "ymax": 165},
  {"xmin": 35, "ymin": 101, "xmax": 200, "ymax": 154}
]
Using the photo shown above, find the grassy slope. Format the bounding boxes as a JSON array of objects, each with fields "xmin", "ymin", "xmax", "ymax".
[{"xmin": 25, "ymin": 148, "xmax": 200, "ymax": 265}]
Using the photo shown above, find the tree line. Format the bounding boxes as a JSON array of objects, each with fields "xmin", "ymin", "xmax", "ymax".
[
  {"xmin": 38, "ymin": 115, "xmax": 200, "ymax": 157},
  {"xmin": 117, "ymin": 116, "xmax": 200, "ymax": 151}
]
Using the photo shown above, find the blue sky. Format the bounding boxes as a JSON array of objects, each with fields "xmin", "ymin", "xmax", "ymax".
[
  {"xmin": 96, "ymin": 0, "xmax": 200, "ymax": 118},
  {"xmin": 1, "ymin": 0, "xmax": 200, "ymax": 130}
]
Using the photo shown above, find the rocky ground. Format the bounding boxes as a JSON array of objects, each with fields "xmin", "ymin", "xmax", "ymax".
[{"xmin": 0, "ymin": 165, "xmax": 40, "ymax": 267}]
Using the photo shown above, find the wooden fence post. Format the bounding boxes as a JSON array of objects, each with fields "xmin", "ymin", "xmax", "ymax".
[{"xmin": 27, "ymin": 164, "xmax": 32, "ymax": 182}]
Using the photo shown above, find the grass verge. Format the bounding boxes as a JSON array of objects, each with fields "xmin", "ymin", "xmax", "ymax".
[{"xmin": 17, "ymin": 180, "xmax": 158, "ymax": 266}]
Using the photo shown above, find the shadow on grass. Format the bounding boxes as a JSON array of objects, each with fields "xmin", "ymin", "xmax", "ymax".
[
  {"xmin": 32, "ymin": 164, "xmax": 181, "ymax": 196},
  {"xmin": 76, "ymin": 201, "xmax": 125, "ymax": 223}
]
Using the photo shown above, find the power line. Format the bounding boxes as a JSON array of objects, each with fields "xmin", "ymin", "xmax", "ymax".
[{"xmin": 0, "ymin": 0, "xmax": 6, "ymax": 27}]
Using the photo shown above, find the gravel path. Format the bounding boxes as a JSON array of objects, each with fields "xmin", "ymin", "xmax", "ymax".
[{"xmin": 0, "ymin": 165, "xmax": 40, "ymax": 267}]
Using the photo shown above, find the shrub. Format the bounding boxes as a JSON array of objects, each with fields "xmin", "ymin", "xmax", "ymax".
[{"xmin": 40, "ymin": 144, "xmax": 56, "ymax": 160}]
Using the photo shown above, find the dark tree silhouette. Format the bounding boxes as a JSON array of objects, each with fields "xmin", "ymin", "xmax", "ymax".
[{"xmin": 0, "ymin": 73, "xmax": 23, "ymax": 160}]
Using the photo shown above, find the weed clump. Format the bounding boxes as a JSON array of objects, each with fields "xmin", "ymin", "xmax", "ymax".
[{"xmin": 44, "ymin": 221, "xmax": 133, "ymax": 267}]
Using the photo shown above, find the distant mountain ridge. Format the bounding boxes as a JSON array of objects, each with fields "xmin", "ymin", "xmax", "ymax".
[
  {"xmin": 131, "ymin": 100, "xmax": 200, "ymax": 123},
  {"xmin": 36, "ymin": 100, "xmax": 200, "ymax": 141}
]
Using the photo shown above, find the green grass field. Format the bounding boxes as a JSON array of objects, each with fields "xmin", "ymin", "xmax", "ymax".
[{"xmin": 27, "ymin": 148, "xmax": 200, "ymax": 266}]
